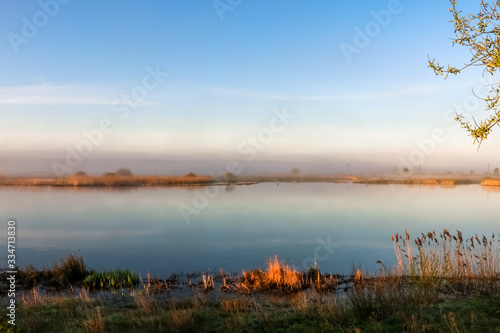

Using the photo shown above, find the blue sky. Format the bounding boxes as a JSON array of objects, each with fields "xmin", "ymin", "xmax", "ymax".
[{"xmin": 1, "ymin": 0, "xmax": 499, "ymax": 174}]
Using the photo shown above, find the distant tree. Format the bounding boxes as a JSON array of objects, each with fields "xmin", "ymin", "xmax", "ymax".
[
  {"xmin": 494, "ymin": 168, "xmax": 499, "ymax": 175},
  {"xmin": 115, "ymin": 168, "xmax": 133, "ymax": 176},
  {"xmin": 469, "ymin": 170, "xmax": 475, "ymax": 175},
  {"xmin": 225, "ymin": 172, "xmax": 236, "ymax": 183},
  {"xmin": 429, "ymin": 1, "xmax": 500, "ymax": 146},
  {"xmin": 74, "ymin": 171, "xmax": 87, "ymax": 177},
  {"xmin": 102, "ymin": 172, "xmax": 116, "ymax": 177},
  {"xmin": 185, "ymin": 172, "xmax": 197, "ymax": 178},
  {"xmin": 403, "ymin": 167, "xmax": 410, "ymax": 174},
  {"xmin": 291, "ymin": 168, "xmax": 301, "ymax": 175}
]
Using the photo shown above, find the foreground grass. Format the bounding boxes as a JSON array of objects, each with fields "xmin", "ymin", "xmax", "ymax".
[
  {"xmin": 3, "ymin": 287, "xmax": 500, "ymax": 332},
  {"xmin": 2, "ymin": 230, "xmax": 500, "ymax": 332}
]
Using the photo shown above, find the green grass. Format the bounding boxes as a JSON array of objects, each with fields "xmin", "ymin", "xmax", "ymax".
[{"xmin": 83, "ymin": 269, "xmax": 139, "ymax": 290}]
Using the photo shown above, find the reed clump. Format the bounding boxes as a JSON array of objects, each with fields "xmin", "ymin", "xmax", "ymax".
[
  {"xmin": 237, "ymin": 256, "xmax": 304, "ymax": 293},
  {"xmin": 19, "ymin": 253, "xmax": 87, "ymax": 289},
  {"xmin": 392, "ymin": 229, "xmax": 500, "ymax": 294}
]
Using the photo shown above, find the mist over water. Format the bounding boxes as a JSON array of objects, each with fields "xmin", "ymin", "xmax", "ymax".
[{"xmin": 0, "ymin": 153, "xmax": 495, "ymax": 177}]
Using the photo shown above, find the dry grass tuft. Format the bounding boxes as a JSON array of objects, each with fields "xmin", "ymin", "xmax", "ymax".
[
  {"xmin": 237, "ymin": 256, "xmax": 304, "ymax": 293},
  {"xmin": 267, "ymin": 256, "xmax": 303, "ymax": 290},
  {"xmin": 82, "ymin": 306, "xmax": 105, "ymax": 333},
  {"xmin": 221, "ymin": 299, "xmax": 249, "ymax": 313},
  {"xmin": 19, "ymin": 253, "xmax": 87, "ymax": 289},
  {"xmin": 202, "ymin": 274, "xmax": 215, "ymax": 291},
  {"xmin": 170, "ymin": 307, "xmax": 195, "ymax": 332},
  {"xmin": 132, "ymin": 290, "xmax": 157, "ymax": 313}
]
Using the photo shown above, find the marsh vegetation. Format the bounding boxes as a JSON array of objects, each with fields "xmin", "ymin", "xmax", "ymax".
[{"xmin": 3, "ymin": 230, "xmax": 500, "ymax": 332}]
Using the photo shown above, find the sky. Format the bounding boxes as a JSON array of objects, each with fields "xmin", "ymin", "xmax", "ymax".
[{"xmin": 1, "ymin": 0, "xmax": 500, "ymax": 175}]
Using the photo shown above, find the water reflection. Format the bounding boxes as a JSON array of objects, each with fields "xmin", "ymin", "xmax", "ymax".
[{"xmin": 0, "ymin": 183, "xmax": 499, "ymax": 277}]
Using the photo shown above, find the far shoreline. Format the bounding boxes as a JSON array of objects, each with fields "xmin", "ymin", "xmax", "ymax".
[{"xmin": 0, "ymin": 172, "xmax": 499, "ymax": 188}]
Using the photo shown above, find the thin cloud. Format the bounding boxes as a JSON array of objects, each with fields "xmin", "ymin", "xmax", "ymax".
[
  {"xmin": 209, "ymin": 84, "xmax": 449, "ymax": 102},
  {"xmin": 0, "ymin": 84, "xmax": 161, "ymax": 106}
]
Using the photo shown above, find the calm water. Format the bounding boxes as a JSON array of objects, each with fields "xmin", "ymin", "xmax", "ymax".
[{"xmin": 1, "ymin": 183, "xmax": 499, "ymax": 276}]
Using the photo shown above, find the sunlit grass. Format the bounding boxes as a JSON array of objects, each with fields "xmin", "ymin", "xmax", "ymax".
[
  {"xmin": 481, "ymin": 178, "xmax": 500, "ymax": 187},
  {"xmin": 236, "ymin": 256, "xmax": 331, "ymax": 293}
]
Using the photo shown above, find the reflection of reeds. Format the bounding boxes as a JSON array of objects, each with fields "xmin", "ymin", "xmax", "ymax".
[
  {"xmin": 483, "ymin": 186, "xmax": 500, "ymax": 192},
  {"xmin": 439, "ymin": 179, "xmax": 456, "ymax": 189},
  {"xmin": 421, "ymin": 178, "xmax": 438, "ymax": 185}
]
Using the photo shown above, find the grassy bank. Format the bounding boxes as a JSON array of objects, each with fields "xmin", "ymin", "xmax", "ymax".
[
  {"xmin": 4, "ymin": 287, "xmax": 500, "ymax": 333},
  {"xmin": 2, "ymin": 230, "xmax": 500, "ymax": 332}
]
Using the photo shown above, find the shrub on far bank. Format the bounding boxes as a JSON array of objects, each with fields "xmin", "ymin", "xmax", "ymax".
[
  {"xmin": 225, "ymin": 172, "xmax": 236, "ymax": 183},
  {"xmin": 115, "ymin": 168, "xmax": 133, "ymax": 176}
]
